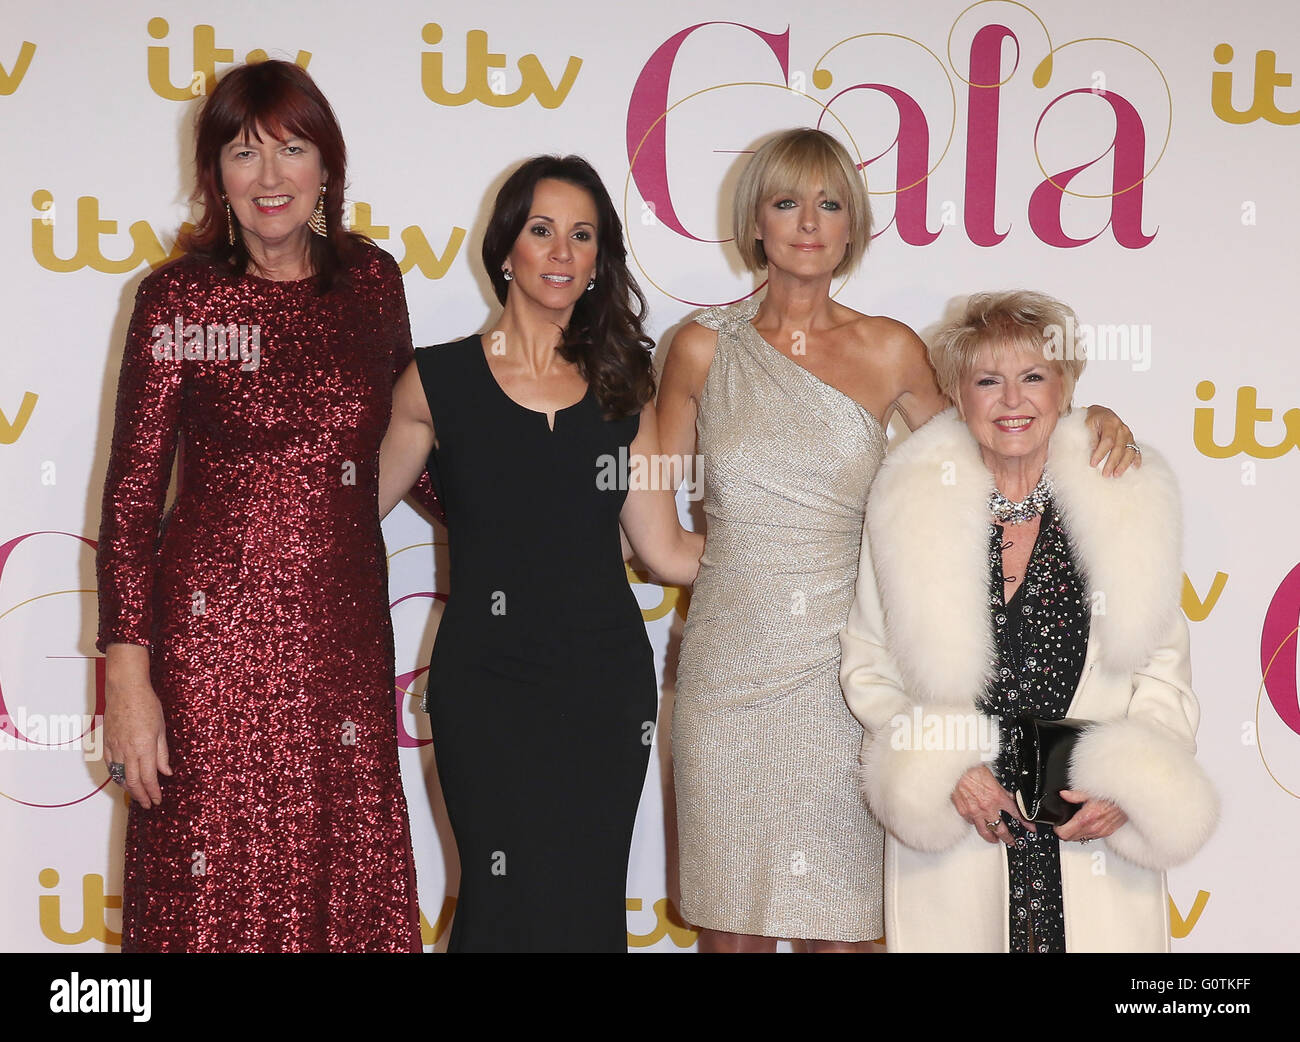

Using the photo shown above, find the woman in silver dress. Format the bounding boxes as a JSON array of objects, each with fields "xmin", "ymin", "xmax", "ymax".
[{"xmin": 656, "ymin": 128, "xmax": 1140, "ymax": 952}]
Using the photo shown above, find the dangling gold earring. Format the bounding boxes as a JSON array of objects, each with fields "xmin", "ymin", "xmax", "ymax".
[
  {"xmin": 223, "ymin": 194, "xmax": 236, "ymax": 246},
  {"xmin": 307, "ymin": 184, "xmax": 328, "ymax": 237}
]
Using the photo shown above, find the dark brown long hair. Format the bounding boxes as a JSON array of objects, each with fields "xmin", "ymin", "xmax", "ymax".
[
  {"xmin": 183, "ymin": 60, "xmax": 365, "ymax": 291},
  {"xmin": 481, "ymin": 156, "xmax": 655, "ymax": 419}
]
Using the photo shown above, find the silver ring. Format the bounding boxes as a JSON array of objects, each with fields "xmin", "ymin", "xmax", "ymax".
[
  {"xmin": 108, "ymin": 762, "xmax": 126, "ymax": 785},
  {"xmin": 1079, "ymin": 837, "xmax": 1091, "ymax": 844},
  {"xmin": 1126, "ymin": 442, "xmax": 1141, "ymax": 453},
  {"xmin": 984, "ymin": 820, "xmax": 1000, "ymax": 832}
]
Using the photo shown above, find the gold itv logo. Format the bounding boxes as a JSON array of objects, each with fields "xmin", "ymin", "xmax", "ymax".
[
  {"xmin": 145, "ymin": 16, "xmax": 310, "ymax": 99},
  {"xmin": 0, "ymin": 39, "xmax": 35, "ymax": 95}
]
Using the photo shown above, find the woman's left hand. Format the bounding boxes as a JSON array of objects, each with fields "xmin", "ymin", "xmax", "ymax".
[
  {"xmin": 1082, "ymin": 405, "xmax": 1141, "ymax": 477},
  {"xmin": 1054, "ymin": 790, "xmax": 1128, "ymax": 842}
]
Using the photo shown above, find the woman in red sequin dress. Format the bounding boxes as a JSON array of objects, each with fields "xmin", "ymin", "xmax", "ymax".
[{"xmin": 96, "ymin": 61, "xmax": 432, "ymax": 952}]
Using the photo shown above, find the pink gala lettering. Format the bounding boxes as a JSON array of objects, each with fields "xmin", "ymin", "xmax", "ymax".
[
  {"xmin": 1028, "ymin": 88, "xmax": 1157, "ymax": 248},
  {"xmin": 0, "ymin": 531, "xmax": 101, "ymax": 745},
  {"xmin": 819, "ymin": 83, "xmax": 939, "ymax": 246},
  {"xmin": 1261, "ymin": 562, "xmax": 1300, "ymax": 736},
  {"xmin": 965, "ymin": 23, "xmax": 1017, "ymax": 247},
  {"xmin": 391, "ymin": 590, "xmax": 446, "ymax": 748},
  {"xmin": 626, "ymin": 21, "xmax": 790, "ymax": 241},
  {"xmin": 625, "ymin": 18, "xmax": 1159, "ymax": 252}
]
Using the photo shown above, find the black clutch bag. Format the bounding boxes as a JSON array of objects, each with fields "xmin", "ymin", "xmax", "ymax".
[{"xmin": 1009, "ymin": 717, "xmax": 1092, "ymax": 826}]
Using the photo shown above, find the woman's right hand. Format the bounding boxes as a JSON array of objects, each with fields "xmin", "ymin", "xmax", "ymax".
[
  {"xmin": 951, "ymin": 765, "xmax": 1034, "ymax": 846},
  {"xmin": 104, "ymin": 643, "xmax": 172, "ymax": 808}
]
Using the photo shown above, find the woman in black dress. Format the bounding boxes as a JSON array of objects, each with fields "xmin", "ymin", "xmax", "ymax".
[{"xmin": 380, "ymin": 156, "xmax": 702, "ymax": 951}]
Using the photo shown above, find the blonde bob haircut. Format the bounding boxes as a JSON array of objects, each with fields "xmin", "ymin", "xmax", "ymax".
[
  {"xmin": 733, "ymin": 128, "xmax": 871, "ymax": 278},
  {"xmin": 930, "ymin": 291, "xmax": 1085, "ymax": 417}
]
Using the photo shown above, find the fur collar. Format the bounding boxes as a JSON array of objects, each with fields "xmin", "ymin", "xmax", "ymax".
[{"xmin": 865, "ymin": 409, "xmax": 1183, "ymax": 707}]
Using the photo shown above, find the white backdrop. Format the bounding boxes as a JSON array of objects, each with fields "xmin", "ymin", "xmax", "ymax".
[{"xmin": 1, "ymin": 0, "xmax": 1297, "ymax": 951}]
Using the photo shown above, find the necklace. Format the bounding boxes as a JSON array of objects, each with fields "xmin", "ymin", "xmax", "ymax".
[{"xmin": 989, "ymin": 474, "xmax": 1052, "ymax": 525}]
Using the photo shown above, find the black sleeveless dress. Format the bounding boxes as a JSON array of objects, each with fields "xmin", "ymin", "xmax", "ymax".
[{"xmin": 414, "ymin": 334, "xmax": 656, "ymax": 952}]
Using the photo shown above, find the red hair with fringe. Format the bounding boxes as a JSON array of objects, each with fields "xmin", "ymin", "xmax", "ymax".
[{"xmin": 185, "ymin": 60, "xmax": 365, "ymax": 291}]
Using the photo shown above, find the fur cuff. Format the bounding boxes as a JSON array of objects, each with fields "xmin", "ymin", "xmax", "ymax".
[
  {"xmin": 1070, "ymin": 718, "xmax": 1218, "ymax": 869},
  {"xmin": 859, "ymin": 706, "xmax": 998, "ymax": 853}
]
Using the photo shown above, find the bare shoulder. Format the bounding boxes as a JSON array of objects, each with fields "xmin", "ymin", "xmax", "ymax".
[
  {"xmin": 842, "ymin": 310, "xmax": 926, "ymax": 357},
  {"xmin": 660, "ymin": 319, "xmax": 719, "ymax": 394},
  {"xmin": 832, "ymin": 308, "xmax": 943, "ymax": 426},
  {"xmin": 830, "ymin": 307, "xmax": 928, "ymax": 376},
  {"xmin": 666, "ymin": 319, "xmax": 719, "ymax": 367}
]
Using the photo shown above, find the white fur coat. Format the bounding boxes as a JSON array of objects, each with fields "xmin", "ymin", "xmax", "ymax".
[{"xmin": 840, "ymin": 409, "xmax": 1217, "ymax": 951}]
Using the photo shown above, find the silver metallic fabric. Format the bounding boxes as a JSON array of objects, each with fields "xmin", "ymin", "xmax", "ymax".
[{"xmin": 673, "ymin": 297, "xmax": 887, "ymax": 942}]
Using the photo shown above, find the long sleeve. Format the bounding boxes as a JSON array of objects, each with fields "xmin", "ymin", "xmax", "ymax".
[
  {"xmin": 378, "ymin": 254, "xmax": 444, "ymax": 527},
  {"xmin": 840, "ymin": 519, "xmax": 992, "ymax": 853},
  {"xmin": 840, "ymin": 521, "xmax": 910, "ymax": 733},
  {"xmin": 96, "ymin": 272, "xmax": 185, "ymax": 652},
  {"xmin": 1069, "ymin": 615, "xmax": 1218, "ymax": 870}
]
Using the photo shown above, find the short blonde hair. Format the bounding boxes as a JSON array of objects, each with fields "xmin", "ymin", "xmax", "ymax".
[
  {"xmin": 930, "ymin": 291, "xmax": 1085, "ymax": 415},
  {"xmin": 733, "ymin": 128, "xmax": 871, "ymax": 278}
]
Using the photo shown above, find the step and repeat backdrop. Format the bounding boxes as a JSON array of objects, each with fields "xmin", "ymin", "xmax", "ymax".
[{"xmin": 1, "ymin": 0, "xmax": 1296, "ymax": 951}]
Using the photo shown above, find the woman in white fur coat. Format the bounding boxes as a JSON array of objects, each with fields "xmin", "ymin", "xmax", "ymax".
[{"xmin": 840, "ymin": 291, "xmax": 1217, "ymax": 952}]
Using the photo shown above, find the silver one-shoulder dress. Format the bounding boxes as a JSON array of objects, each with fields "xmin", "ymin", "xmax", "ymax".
[{"xmin": 672, "ymin": 297, "xmax": 887, "ymax": 941}]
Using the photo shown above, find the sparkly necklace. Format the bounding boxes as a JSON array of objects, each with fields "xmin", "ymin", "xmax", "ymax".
[{"xmin": 989, "ymin": 474, "xmax": 1052, "ymax": 525}]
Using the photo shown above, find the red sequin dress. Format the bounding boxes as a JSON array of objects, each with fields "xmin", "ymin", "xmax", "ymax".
[{"xmin": 97, "ymin": 243, "xmax": 431, "ymax": 952}]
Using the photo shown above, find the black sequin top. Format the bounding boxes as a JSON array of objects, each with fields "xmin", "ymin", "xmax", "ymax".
[{"xmin": 980, "ymin": 501, "xmax": 1090, "ymax": 953}]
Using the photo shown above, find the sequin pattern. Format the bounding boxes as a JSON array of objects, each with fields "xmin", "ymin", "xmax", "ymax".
[
  {"xmin": 96, "ymin": 244, "xmax": 434, "ymax": 952},
  {"xmin": 981, "ymin": 501, "xmax": 1090, "ymax": 954}
]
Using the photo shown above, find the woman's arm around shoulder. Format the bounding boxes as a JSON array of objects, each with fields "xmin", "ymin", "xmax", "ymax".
[
  {"xmin": 852, "ymin": 314, "xmax": 1142, "ymax": 477},
  {"xmin": 861, "ymin": 316, "xmax": 948, "ymax": 432}
]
